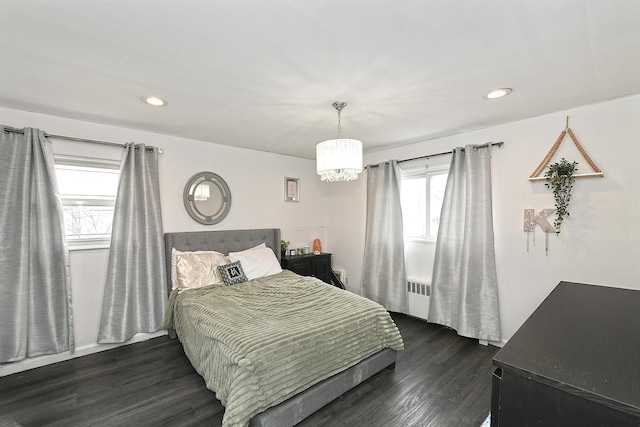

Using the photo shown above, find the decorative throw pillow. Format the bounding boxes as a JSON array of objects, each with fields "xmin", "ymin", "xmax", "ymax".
[
  {"xmin": 218, "ymin": 261, "xmax": 248, "ymax": 286},
  {"xmin": 228, "ymin": 243, "xmax": 282, "ymax": 280},
  {"xmin": 173, "ymin": 248, "xmax": 229, "ymax": 291}
]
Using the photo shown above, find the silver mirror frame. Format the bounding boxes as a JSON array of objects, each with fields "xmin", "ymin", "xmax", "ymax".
[{"xmin": 183, "ymin": 171, "xmax": 232, "ymax": 225}]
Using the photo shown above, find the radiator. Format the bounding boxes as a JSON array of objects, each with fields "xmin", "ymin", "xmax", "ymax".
[{"xmin": 406, "ymin": 278, "xmax": 431, "ymax": 320}]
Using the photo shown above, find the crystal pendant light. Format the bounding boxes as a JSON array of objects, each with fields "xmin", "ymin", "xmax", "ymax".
[{"xmin": 316, "ymin": 102, "xmax": 363, "ymax": 182}]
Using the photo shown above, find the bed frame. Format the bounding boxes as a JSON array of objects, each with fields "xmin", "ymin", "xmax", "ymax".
[{"xmin": 164, "ymin": 228, "xmax": 397, "ymax": 427}]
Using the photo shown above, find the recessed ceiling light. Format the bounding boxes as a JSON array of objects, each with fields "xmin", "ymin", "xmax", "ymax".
[
  {"xmin": 141, "ymin": 96, "xmax": 168, "ymax": 107},
  {"xmin": 484, "ymin": 88, "xmax": 512, "ymax": 100}
]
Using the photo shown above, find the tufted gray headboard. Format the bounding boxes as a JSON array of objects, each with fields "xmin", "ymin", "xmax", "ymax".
[{"xmin": 164, "ymin": 228, "xmax": 281, "ymax": 296}]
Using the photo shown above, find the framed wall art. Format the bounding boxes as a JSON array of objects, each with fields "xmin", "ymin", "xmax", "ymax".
[{"xmin": 284, "ymin": 177, "xmax": 300, "ymax": 202}]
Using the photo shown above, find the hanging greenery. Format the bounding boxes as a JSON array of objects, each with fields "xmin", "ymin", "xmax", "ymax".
[{"xmin": 544, "ymin": 158, "xmax": 578, "ymax": 232}]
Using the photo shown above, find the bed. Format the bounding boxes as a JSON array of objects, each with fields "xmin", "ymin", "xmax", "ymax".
[{"xmin": 164, "ymin": 228, "xmax": 403, "ymax": 427}]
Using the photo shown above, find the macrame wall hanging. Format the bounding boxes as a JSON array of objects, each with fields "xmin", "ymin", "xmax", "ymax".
[{"xmin": 526, "ymin": 117, "xmax": 604, "ymax": 254}]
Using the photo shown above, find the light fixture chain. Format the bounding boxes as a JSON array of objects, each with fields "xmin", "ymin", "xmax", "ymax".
[{"xmin": 332, "ymin": 101, "xmax": 347, "ymax": 139}]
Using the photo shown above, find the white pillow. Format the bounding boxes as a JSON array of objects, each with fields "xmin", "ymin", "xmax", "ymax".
[
  {"xmin": 228, "ymin": 243, "xmax": 282, "ymax": 280},
  {"xmin": 172, "ymin": 248, "xmax": 229, "ymax": 291}
]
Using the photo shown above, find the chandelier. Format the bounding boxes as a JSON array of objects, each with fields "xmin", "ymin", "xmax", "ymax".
[{"xmin": 316, "ymin": 102, "xmax": 363, "ymax": 182}]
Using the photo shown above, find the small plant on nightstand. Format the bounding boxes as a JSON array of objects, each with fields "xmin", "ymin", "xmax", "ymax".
[{"xmin": 280, "ymin": 240, "xmax": 290, "ymax": 257}]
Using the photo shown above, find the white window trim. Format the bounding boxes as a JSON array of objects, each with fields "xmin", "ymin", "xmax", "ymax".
[{"xmin": 54, "ymin": 154, "xmax": 121, "ymax": 169}]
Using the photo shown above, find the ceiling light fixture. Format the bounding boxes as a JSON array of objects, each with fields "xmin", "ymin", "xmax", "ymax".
[
  {"xmin": 141, "ymin": 96, "xmax": 168, "ymax": 107},
  {"xmin": 484, "ymin": 88, "xmax": 513, "ymax": 100},
  {"xmin": 316, "ymin": 102, "xmax": 363, "ymax": 182}
]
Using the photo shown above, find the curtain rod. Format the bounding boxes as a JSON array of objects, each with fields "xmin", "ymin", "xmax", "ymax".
[
  {"xmin": 366, "ymin": 141, "xmax": 503, "ymax": 168},
  {"xmin": 2, "ymin": 126, "xmax": 163, "ymax": 154}
]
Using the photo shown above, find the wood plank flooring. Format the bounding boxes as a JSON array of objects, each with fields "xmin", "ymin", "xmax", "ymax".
[{"xmin": 0, "ymin": 314, "xmax": 498, "ymax": 427}]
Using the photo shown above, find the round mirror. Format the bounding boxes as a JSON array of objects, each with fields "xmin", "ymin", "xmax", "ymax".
[{"xmin": 183, "ymin": 172, "xmax": 232, "ymax": 225}]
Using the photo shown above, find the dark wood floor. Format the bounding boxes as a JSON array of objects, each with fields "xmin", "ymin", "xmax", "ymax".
[{"xmin": 0, "ymin": 314, "xmax": 498, "ymax": 427}]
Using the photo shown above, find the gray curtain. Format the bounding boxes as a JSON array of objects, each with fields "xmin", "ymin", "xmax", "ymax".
[
  {"xmin": 0, "ymin": 127, "xmax": 74, "ymax": 363},
  {"xmin": 361, "ymin": 160, "xmax": 407, "ymax": 313},
  {"xmin": 428, "ymin": 145, "xmax": 501, "ymax": 341},
  {"xmin": 98, "ymin": 143, "xmax": 166, "ymax": 343}
]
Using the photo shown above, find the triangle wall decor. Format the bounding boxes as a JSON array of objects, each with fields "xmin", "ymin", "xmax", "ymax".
[{"xmin": 529, "ymin": 116, "xmax": 604, "ymax": 181}]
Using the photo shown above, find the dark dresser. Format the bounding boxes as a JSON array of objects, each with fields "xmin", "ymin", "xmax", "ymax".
[
  {"xmin": 281, "ymin": 253, "xmax": 332, "ymax": 284},
  {"xmin": 491, "ymin": 281, "xmax": 640, "ymax": 426}
]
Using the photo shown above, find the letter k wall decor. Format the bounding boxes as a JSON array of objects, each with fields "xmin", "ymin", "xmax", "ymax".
[{"xmin": 523, "ymin": 208, "xmax": 556, "ymax": 255}]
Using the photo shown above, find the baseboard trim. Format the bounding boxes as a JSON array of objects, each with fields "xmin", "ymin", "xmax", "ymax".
[{"xmin": 0, "ymin": 330, "xmax": 167, "ymax": 377}]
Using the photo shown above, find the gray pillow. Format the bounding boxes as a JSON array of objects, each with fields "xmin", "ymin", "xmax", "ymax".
[{"xmin": 218, "ymin": 261, "xmax": 248, "ymax": 286}]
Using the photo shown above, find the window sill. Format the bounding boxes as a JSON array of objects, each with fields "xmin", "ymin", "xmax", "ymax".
[
  {"xmin": 404, "ymin": 237, "xmax": 437, "ymax": 244},
  {"xmin": 68, "ymin": 240, "xmax": 111, "ymax": 251}
]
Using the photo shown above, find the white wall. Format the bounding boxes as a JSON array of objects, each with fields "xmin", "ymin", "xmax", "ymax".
[
  {"xmin": 328, "ymin": 94, "xmax": 640, "ymax": 343},
  {"xmin": 1, "ymin": 107, "xmax": 328, "ymax": 375}
]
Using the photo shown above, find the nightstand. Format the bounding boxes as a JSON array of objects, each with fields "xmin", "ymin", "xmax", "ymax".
[{"xmin": 281, "ymin": 253, "xmax": 332, "ymax": 284}]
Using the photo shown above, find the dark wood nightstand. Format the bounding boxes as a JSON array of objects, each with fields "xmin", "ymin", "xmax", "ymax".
[{"xmin": 281, "ymin": 253, "xmax": 332, "ymax": 284}]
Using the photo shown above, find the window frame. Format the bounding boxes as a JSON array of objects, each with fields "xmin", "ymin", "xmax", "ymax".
[
  {"xmin": 401, "ymin": 165, "xmax": 449, "ymax": 243},
  {"xmin": 54, "ymin": 154, "xmax": 120, "ymax": 251}
]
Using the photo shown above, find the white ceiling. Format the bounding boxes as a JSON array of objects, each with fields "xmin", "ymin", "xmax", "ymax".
[{"xmin": 1, "ymin": 1, "xmax": 639, "ymax": 159}]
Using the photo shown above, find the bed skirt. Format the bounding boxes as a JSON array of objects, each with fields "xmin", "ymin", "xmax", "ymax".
[{"xmin": 249, "ymin": 348, "xmax": 397, "ymax": 427}]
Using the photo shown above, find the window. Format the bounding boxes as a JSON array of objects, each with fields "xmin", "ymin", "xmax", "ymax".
[
  {"xmin": 54, "ymin": 155, "xmax": 120, "ymax": 249},
  {"xmin": 401, "ymin": 167, "xmax": 449, "ymax": 241}
]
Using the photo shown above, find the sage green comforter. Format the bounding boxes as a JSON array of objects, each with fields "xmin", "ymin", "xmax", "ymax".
[{"xmin": 165, "ymin": 270, "xmax": 403, "ymax": 427}]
